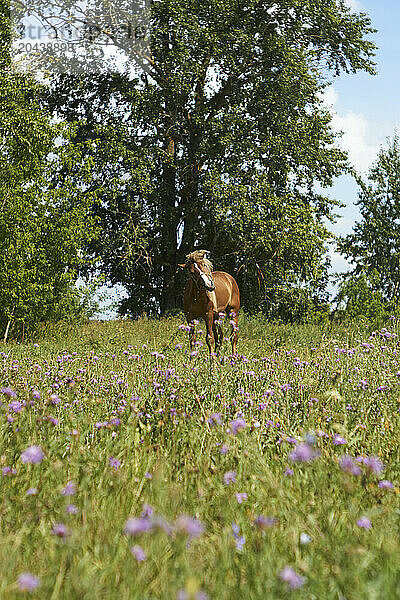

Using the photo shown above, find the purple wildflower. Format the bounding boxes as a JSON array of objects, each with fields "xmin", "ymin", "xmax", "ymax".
[
  {"xmin": 21, "ymin": 445, "xmax": 44, "ymax": 464},
  {"xmin": 280, "ymin": 383, "xmax": 292, "ymax": 392},
  {"xmin": 235, "ymin": 492, "xmax": 248, "ymax": 504},
  {"xmin": 109, "ymin": 457, "xmax": 121, "ymax": 470},
  {"xmin": 284, "ymin": 467, "xmax": 294, "ymax": 476},
  {"xmin": 305, "ymin": 433, "xmax": 317, "ymax": 446},
  {"xmin": 26, "ymin": 488, "xmax": 38, "ymax": 496},
  {"xmin": 1, "ymin": 387, "xmax": 17, "ymax": 398},
  {"xmin": 17, "ymin": 573, "xmax": 40, "ymax": 592},
  {"xmin": 124, "ymin": 517, "xmax": 153, "ymax": 536},
  {"xmin": 281, "ymin": 436, "xmax": 297, "ymax": 444},
  {"xmin": 289, "ymin": 443, "xmax": 317, "ymax": 463},
  {"xmin": 223, "ymin": 471, "xmax": 237, "ymax": 485},
  {"xmin": 279, "ymin": 566, "xmax": 305, "ymax": 589},
  {"xmin": 176, "ymin": 515, "xmax": 204, "ymax": 539},
  {"xmin": 229, "ymin": 418, "xmax": 246, "ymax": 435},
  {"xmin": 254, "ymin": 515, "xmax": 275, "ymax": 530},
  {"xmin": 66, "ymin": 504, "xmax": 79, "ymax": 514},
  {"xmin": 61, "ymin": 481, "xmax": 77, "ymax": 496},
  {"xmin": 130, "ymin": 544, "xmax": 146, "ymax": 562},
  {"xmin": 339, "ymin": 455, "xmax": 361, "ymax": 476},
  {"xmin": 8, "ymin": 400, "xmax": 23, "ymax": 413},
  {"xmin": 220, "ymin": 443, "xmax": 230, "ymax": 455},
  {"xmin": 51, "ymin": 523, "xmax": 69, "ymax": 538},
  {"xmin": 207, "ymin": 413, "xmax": 223, "ymax": 426},
  {"xmin": 378, "ymin": 480, "xmax": 393, "ymax": 489},
  {"xmin": 376, "ymin": 385, "xmax": 388, "ymax": 392},
  {"xmin": 363, "ymin": 455, "xmax": 385, "ymax": 475},
  {"xmin": 357, "ymin": 516, "xmax": 372, "ymax": 529},
  {"xmin": 178, "ymin": 592, "xmax": 208, "ymax": 600},
  {"xmin": 332, "ymin": 434, "xmax": 346, "ymax": 446},
  {"xmin": 232, "ymin": 522, "xmax": 245, "ymax": 551},
  {"xmin": 141, "ymin": 504, "xmax": 154, "ymax": 518},
  {"xmin": 2, "ymin": 466, "xmax": 16, "ymax": 476}
]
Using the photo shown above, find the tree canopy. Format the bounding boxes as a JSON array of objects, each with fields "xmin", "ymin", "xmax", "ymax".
[
  {"xmin": 337, "ymin": 136, "xmax": 400, "ymax": 317},
  {"xmin": 39, "ymin": 0, "xmax": 376, "ymax": 317}
]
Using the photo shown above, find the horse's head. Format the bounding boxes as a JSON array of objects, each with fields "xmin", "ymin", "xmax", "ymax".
[{"xmin": 179, "ymin": 250, "xmax": 216, "ymax": 292}]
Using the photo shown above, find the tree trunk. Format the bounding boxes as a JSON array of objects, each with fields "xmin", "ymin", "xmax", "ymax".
[
  {"xmin": 3, "ymin": 319, "xmax": 12, "ymax": 344},
  {"xmin": 158, "ymin": 41, "xmax": 203, "ymax": 313},
  {"xmin": 3, "ymin": 306, "xmax": 14, "ymax": 343},
  {"xmin": 160, "ymin": 264, "xmax": 182, "ymax": 314},
  {"xmin": 159, "ymin": 92, "xmax": 179, "ymax": 315},
  {"xmin": 178, "ymin": 162, "xmax": 201, "ymax": 257}
]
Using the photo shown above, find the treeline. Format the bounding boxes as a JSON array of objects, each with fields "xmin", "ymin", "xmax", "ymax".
[{"xmin": 1, "ymin": 0, "xmax": 397, "ymax": 338}]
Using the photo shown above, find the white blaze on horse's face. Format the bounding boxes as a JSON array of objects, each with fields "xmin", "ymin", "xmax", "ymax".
[{"xmin": 194, "ymin": 262, "xmax": 215, "ymax": 292}]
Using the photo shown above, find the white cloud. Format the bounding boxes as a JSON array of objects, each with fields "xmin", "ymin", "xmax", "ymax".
[
  {"xmin": 332, "ymin": 111, "xmax": 378, "ymax": 173},
  {"xmin": 322, "ymin": 85, "xmax": 339, "ymax": 110},
  {"xmin": 329, "ymin": 248, "xmax": 351, "ymax": 275},
  {"xmin": 321, "ymin": 86, "xmax": 379, "ymax": 174},
  {"xmin": 344, "ymin": 0, "xmax": 363, "ymax": 11}
]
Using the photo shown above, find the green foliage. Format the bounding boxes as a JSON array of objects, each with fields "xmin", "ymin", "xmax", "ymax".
[
  {"xmin": 335, "ymin": 270, "xmax": 386, "ymax": 319},
  {"xmin": 0, "ymin": 317, "xmax": 400, "ymax": 598},
  {"xmin": 40, "ymin": 0, "xmax": 376, "ymax": 316},
  {"xmin": 337, "ymin": 136, "xmax": 400, "ymax": 322},
  {"xmin": 0, "ymin": 12, "xmax": 100, "ymax": 338},
  {"xmin": 204, "ymin": 174, "xmax": 332, "ymax": 320}
]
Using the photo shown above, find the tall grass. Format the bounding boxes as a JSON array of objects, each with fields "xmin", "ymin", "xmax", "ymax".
[{"xmin": 0, "ymin": 315, "xmax": 399, "ymax": 599}]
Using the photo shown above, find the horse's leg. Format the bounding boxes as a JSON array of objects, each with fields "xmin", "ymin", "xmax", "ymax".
[
  {"xmin": 205, "ymin": 311, "xmax": 215, "ymax": 355},
  {"xmin": 187, "ymin": 316, "xmax": 196, "ymax": 351},
  {"xmin": 213, "ymin": 316, "xmax": 223, "ymax": 353},
  {"xmin": 229, "ymin": 311, "xmax": 239, "ymax": 354}
]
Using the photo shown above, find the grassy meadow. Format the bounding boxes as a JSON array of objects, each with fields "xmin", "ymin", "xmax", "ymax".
[{"xmin": 1, "ymin": 314, "xmax": 400, "ymax": 599}]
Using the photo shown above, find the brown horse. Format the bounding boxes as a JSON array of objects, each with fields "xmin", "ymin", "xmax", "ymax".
[{"xmin": 179, "ymin": 250, "xmax": 240, "ymax": 354}]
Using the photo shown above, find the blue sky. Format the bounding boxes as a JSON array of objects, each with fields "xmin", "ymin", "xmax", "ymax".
[{"xmin": 327, "ymin": 0, "xmax": 400, "ymax": 273}]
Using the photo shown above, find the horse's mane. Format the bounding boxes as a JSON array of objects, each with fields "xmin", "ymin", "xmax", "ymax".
[{"xmin": 185, "ymin": 250, "xmax": 213, "ymax": 273}]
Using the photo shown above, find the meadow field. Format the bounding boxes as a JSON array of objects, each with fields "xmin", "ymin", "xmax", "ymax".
[{"xmin": 1, "ymin": 314, "xmax": 400, "ymax": 599}]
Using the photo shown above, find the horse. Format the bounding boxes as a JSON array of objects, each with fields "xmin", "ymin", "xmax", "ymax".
[{"xmin": 179, "ymin": 250, "xmax": 240, "ymax": 354}]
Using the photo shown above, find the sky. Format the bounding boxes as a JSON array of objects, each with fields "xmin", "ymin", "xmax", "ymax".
[{"xmin": 326, "ymin": 0, "xmax": 400, "ymax": 273}]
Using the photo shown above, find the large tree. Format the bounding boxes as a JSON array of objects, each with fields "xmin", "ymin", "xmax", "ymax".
[{"xmin": 39, "ymin": 0, "xmax": 376, "ymax": 316}]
